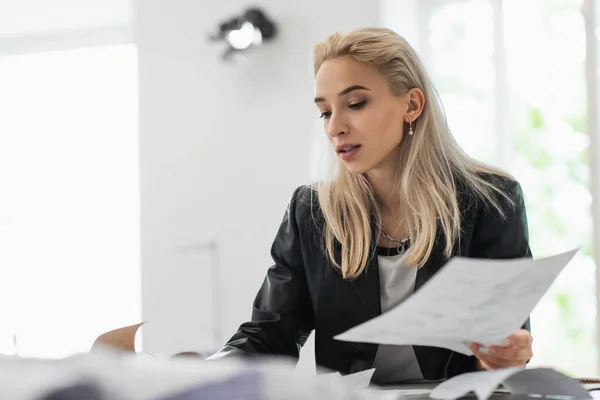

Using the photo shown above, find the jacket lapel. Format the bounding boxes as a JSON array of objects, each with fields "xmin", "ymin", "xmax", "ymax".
[
  {"xmin": 348, "ymin": 253, "xmax": 381, "ymax": 318},
  {"xmin": 413, "ymin": 232, "xmax": 455, "ymax": 379},
  {"xmin": 346, "ymin": 220, "xmax": 381, "ymax": 319},
  {"xmin": 415, "ymin": 232, "xmax": 451, "ymax": 291},
  {"xmin": 345, "ymin": 248, "xmax": 381, "ymax": 374}
]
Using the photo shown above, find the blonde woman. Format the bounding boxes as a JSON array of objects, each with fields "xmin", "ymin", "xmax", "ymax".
[{"xmin": 211, "ymin": 28, "xmax": 533, "ymax": 383}]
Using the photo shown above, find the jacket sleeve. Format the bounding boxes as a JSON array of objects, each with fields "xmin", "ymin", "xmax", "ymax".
[
  {"xmin": 446, "ymin": 179, "xmax": 532, "ymax": 377},
  {"xmin": 208, "ymin": 186, "xmax": 315, "ymax": 361}
]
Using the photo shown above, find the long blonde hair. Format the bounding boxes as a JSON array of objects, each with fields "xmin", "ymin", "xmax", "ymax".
[{"xmin": 313, "ymin": 27, "xmax": 511, "ymax": 279}]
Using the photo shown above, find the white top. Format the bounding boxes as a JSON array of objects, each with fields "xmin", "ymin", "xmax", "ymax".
[{"xmin": 370, "ymin": 249, "xmax": 424, "ymax": 385}]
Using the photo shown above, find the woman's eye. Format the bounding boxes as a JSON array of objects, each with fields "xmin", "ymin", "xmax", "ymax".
[
  {"xmin": 319, "ymin": 101, "xmax": 365, "ymax": 119},
  {"xmin": 349, "ymin": 100, "xmax": 367, "ymax": 110}
]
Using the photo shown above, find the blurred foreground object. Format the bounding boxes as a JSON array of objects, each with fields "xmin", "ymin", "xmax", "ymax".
[
  {"xmin": 91, "ymin": 323, "xmax": 204, "ymax": 358},
  {"xmin": 0, "ymin": 350, "xmax": 395, "ymax": 400},
  {"xmin": 91, "ymin": 323, "xmax": 143, "ymax": 353}
]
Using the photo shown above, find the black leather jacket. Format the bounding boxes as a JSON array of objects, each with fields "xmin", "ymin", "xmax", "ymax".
[{"xmin": 212, "ymin": 175, "xmax": 532, "ymax": 380}]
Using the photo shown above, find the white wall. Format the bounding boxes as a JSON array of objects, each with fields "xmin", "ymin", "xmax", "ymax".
[
  {"xmin": 0, "ymin": 0, "xmax": 131, "ymax": 37},
  {"xmin": 135, "ymin": 0, "xmax": 380, "ymax": 366},
  {"xmin": 0, "ymin": 0, "xmax": 133, "ymax": 55}
]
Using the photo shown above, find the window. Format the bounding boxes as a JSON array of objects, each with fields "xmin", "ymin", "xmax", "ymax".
[
  {"xmin": 386, "ymin": 0, "xmax": 597, "ymax": 375},
  {"xmin": 0, "ymin": 44, "xmax": 140, "ymax": 358}
]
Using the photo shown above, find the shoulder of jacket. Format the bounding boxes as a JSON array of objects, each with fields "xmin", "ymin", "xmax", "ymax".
[
  {"xmin": 455, "ymin": 172, "xmax": 523, "ymax": 217},
  {"xmin": 289, "ymin": 184, "xmax": 319, "ymax": 213}
]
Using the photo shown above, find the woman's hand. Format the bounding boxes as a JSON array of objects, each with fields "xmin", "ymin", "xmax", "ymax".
[{"xmin": 470, "ymin": 329, "xmax": 533, "ymax": 370}]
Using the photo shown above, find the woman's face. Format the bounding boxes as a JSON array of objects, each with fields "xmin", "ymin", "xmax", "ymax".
[{"xmin": 315, "ymin": 57, "xmax": 412, "ymax": 175}]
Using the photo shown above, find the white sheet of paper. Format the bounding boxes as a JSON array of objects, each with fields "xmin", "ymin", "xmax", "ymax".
[
  {"xmin": 430, "ymin": 367, "xmax": 591, "ymax": 400},
  {"xmin": 335, "ymin": 249, "xmax": 578, "ymax": 355},
  {"xmin": 0, "ymin": 356, "xmax": 82, "ymax": 400},
  {"xmin": 317, "ymin": 368, "xmax": 376, "ymax": 389},
  {"xmin": 342, "ymin": 368, "xmax": 376, "ymax": 389}
]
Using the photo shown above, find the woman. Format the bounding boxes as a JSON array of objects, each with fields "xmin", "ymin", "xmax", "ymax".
[{"xmin": 210, "ymin": 27, "xmax": 533, "ymax": 383}]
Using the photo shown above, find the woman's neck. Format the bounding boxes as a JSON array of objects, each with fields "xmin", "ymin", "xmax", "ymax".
[
  {"xmin": 366, "ymin": 166, "xmax": 401, "ymax": 214},
  {"xmin": 367, "ymin": 168, "xmax": 409, "ymax": 245}
]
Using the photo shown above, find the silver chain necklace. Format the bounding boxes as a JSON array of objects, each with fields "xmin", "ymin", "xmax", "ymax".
[{"xmin": 374, "ymin": 220, "xmax": 410, "ymax": 254}]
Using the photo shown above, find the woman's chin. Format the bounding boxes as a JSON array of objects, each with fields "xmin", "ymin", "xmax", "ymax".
[{"xmin": 342, "ymin": 161, "xmax": 372, "ymax": 175}]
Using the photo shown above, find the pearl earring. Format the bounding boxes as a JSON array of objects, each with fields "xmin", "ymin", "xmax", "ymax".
[{"xmin": 408, "ymin": 118, "xmax": 414, "ymax": 136}]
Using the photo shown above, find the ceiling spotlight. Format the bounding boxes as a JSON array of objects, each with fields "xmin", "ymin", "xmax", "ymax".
[
  {"xmin": 209, "ymin": 7, "xmax": 277, "ymax": 60},
  {"xmin": 228, "ymin": 21, "xmax": 258, "ymax": 50}
]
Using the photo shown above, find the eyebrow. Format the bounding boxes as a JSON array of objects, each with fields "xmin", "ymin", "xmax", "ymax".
[{"xmin": 314, "ymin": 85, "xmax": 370, "ymax": 103}]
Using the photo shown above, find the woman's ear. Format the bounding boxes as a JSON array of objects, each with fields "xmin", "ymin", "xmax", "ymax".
[{"xmin": 405, "ymin": 88, "xmax": 425, "ymax": 123}]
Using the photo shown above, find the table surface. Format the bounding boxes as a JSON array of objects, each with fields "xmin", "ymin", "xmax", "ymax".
[{"xmin": 373, "ymin": 382, "xmax": 600, "ymax": 400}]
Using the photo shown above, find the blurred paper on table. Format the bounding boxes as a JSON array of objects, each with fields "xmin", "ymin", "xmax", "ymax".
[
  {"xmin": 318, "ymin": 368, "xmax": 375, "ymax": 389},
  {"xmin": 157, "ymin": 370, "xmax": 261, "ymax": 400},
  {"xmin": 41, "ymin": 383, "xmax": 104, "ymax": 400},
  {"xmin": 335, "ymin": 250, "xmax": 578, "ymax": 355},
  {"xmin": 0, "ymin": 350, "xmax": 397, "ymax": 400}
]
